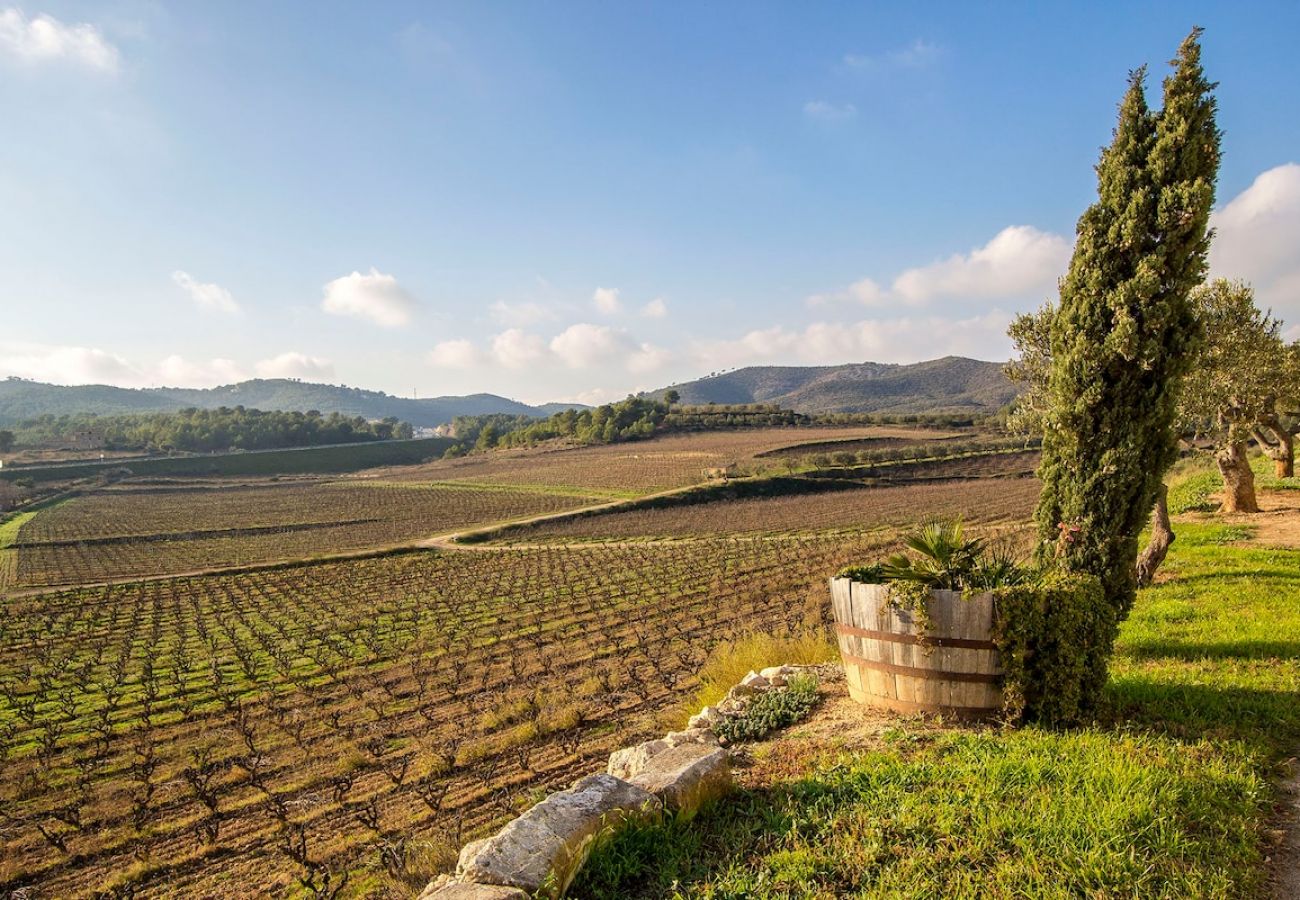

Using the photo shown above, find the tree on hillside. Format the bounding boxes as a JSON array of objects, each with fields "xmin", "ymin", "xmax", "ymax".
[
  {"xmin": 0, "ymin": 429, "xmax": 14, "ymax": 454},
  {"xmin": 1250, "ymin": 341, "xmax": 1300, "ymax": 478},
  {"xmin": 1035, "ymin": 29, "xmax": 1219, "ymax": 620},
  {"xmin": 1181, "ymin": 280, "xmax": 1290, "ymax": 512},
  {"xmin": 1004, "ymin": 303, "xmax": 1054, "ymax": 437}
]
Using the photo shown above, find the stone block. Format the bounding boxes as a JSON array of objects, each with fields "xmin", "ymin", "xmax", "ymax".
[
  {"xmin": 664, "ymin": 727, "xmax": 717, "ymax": 748},
  {"xmin": 418, "ymin": 883, "xmax": 530, "ymax": 900},
  {"xmin": 687, "ymin": 705, "xmax": 719, "ymax": 729},
  {"xmin": 607, "ymin": 738, "xmax": 669, "ymax": 779},
  {"xmin": 628, "ymin": 743, "xmax": 731, "ymax": 820},
  {"xmin": 456, "ymin": 774, "xmax": 661, "ymax": 898}
]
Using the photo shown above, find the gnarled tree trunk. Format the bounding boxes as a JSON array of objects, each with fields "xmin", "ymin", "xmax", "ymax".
[
  {"xmin": 1216, "ymin": 440, "xmax": 1259, "ymax": 512},
  {"xmin": 1252, "ymin": 412, "xmax": 1294, "ymax": 478},
  {"xmin": 1135, "ymin": 482, "xmax": 1173, "ymax": 587}
]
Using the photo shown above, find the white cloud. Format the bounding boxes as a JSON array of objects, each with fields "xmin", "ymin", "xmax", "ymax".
[
  {"xmin": 628, "ymin": 343, "xmax": 673, "ymax": 374},
  {"xmin": 803, "ymin": 100, "xmax": 857, "ymax": 122},
  {"xmin": 172, "ymin": 270, "xmax": 240, "ymax": 315},
  {"xmin": 808, "ymin": 225, "xmax": 1067, "ymax": 310},
  {"xmin": 428, "ymin": 339, "xmax": 481, "ymax": 368},
  {"xmin": 550, "ymin": 323, "xmax": 635, "ymax": 369},
  {"xmin": 254, "ymin": 352, "xmax": 334, "ymax": 380},
  {"xmin": 491, "ymin": 328, "xmax": 548, "ymax": 369},
  {"xmin": 640, "ymin": 297, "xmax": 668, "ymax": 319},
  {"xmin": 0, "ymin": 7, "xmax": 119, "ymax": 72},
  {"xmin": 321, "ymin": 268, "xmax": 417, "ymax": 327},
  {"xmin": 1210, "ymin": 163, "xmax": 1300, "ymax": 327},
  {"xmin": 0, "ymin": 341, "xmax": 140, "ymax": 385},
  {"xmin": 807, "ymin": 276, "xmax": 887, "ymax": 308},
  {"xmin": 0, "ymin": 343, "xmax": 335, "ymax": 388},
  {"xmin": 695, "ymin": 311, "xmax": 1014, "ymax": 369},
  {"xmin": 844, "ymin": 39, "xmax": 941, "ymax": 71},
  {"xmin": 489, "ymin": 300, "xmax": 554, "ymax": 327},
  {"xmin": 891, "ymin": 225, "xmax": 1070, "ymax": 305},
  {"xmin": 560, "ymin": 387, "xmax": 622, "ymax": 406},
  {"xmin": 157, "ymin": 355, "xmax": 244, "ymax": 387},
  {"xmin": 592, "ymin": 287, "xmax": 622, "ymax": 315}
]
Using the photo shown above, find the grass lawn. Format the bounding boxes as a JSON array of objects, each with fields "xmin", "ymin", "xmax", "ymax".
[{"xmin": 571, "ymin": 517, "xmax": 1300, "ymax": 899}]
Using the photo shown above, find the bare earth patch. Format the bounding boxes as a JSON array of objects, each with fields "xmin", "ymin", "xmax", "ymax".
[
  {"xmin": 1183, "ymin": 488, "xmax": 1300, "ymax": 549},
  {"xmin": 728, "ymin": 672, "xmax": 970, "ymax": 790}
]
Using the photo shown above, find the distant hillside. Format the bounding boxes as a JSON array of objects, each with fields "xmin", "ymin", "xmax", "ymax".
[
  {"xmin": 648, "ymin": 357, "xmax": 1018, "ymax": 415},
  {"xmin": 0, "ymin": 378, "xmax": 583, "ymax": 429}
]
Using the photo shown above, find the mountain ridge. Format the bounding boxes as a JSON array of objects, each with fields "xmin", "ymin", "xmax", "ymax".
[
  {"xmin": 0, "ymin": 356, "xmax": 1019, "ymax": 428},
  {"xmin": 0, "ymin": 378, "xmax": 579, "ymax": 429},
  {"xmin": 646, "ymin": 356, "xmax": 1017, "ymax": 414}
]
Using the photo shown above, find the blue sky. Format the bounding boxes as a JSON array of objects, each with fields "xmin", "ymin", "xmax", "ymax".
[{"xmin": 2, "ymin": 2, "xmax": 1298, "ymax": 404}]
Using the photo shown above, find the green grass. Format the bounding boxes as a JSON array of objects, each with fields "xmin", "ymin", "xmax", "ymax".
[
  {"xmin": 572, "ymin": 522, "xmax": 1300, "ymax": 899},
  {"xmin": 0, "ymin": 510, "xmax": 36, "ymax": 549},
  {"xmin": 0, "ymin": 510, "xmax": 37, "ymax": 591},
  {"xmin": 1168, "ymin": 464, "xmax": 1221, "ymax": 513},
  {"xmin": 1165, "ymin": 449, "xmax": 1300, "ymax": 515},
  {"xmin": 1251, "ymin": 453, "xmax": 1300, "ymax": 492}
]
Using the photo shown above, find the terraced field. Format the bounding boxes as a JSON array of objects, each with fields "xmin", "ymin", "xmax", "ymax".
[
  {"xmin": 511, "ymin": 477, "xmax": 1041, "ymax": 541},
  {"xmin": 11, "ymin": 481, "xmax": 602, "ymax": 587},
  {"xmin": 0, "ymin": 425, "xmax": 1046, "ymax": 897},
  {"xmin": 378, "ymin": 427, "xmax": 959, "ymax": 495},
  {"xmin": 0, "ymin": 534, "xmax": 890, "ymax": 898}
]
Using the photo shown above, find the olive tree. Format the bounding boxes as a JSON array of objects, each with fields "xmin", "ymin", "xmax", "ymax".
[
  {"xmin": 1181, "ymin": 279, "xmax": 1290, "ymax": 512},
  {"xmin": 1250, "ymin": 341, "xmax": 1300, "ymax": 478}
]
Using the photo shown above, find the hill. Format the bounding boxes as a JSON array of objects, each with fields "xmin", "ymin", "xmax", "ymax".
[
  {"xmin": 648, "ymin": 356, "xmax": 1018, "ymax": 414},
  {"xmin": 0, "ymin": 378, "xmax": 581, "ymax": 429}
]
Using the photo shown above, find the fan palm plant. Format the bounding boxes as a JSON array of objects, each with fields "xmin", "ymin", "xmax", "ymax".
[{"xmin": 878, "ymin": 519, "xmax": 985, "ymax": 589}]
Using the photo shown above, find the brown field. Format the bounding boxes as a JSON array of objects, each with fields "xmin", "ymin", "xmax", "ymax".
[
  {"xmin": 378, "ymin": 427, "xmax": 957, "ymax": 495},
  {"xmin": 754, "ymin": 432, "xmax": 965, "ymax": 459},
  {"xmin": 511, "ymin": 478, "xmax": 1041, "ymax": 541},
  {"xmin": 864, "ymin": 449, "xmax": 1040, "ymax": 480},
  {"xmin": 12, "ymin": 481, "xmax": 601, "ymax": 587},
  {"xmin": 0, "ymin": 534, "xmax": 891, "ymax": 898},
  {"xmin": 0, "ymin": 426, "xmax": 1042, "ymax": 897}
]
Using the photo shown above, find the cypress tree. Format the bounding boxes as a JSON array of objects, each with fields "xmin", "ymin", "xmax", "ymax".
[{"xmin": 1035, "ymin": 29, "xmax": 1220, "ymax": 619}]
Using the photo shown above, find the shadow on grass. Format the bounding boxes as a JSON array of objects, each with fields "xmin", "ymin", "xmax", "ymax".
[
  {"xmin": 571, "ymin": 679, "xmax": 1297, "ymax": 899},
  {"xmin": 1153, "ymin": 567, "xmax": 1300, "ymax": 588},
  {"xmin": 1105, "ymin": 679, "xmax": 1300, "ymax": 756},
  {"xmin": 1120, "ymin": 639, "xmax": 1300, "ymax": 662}
]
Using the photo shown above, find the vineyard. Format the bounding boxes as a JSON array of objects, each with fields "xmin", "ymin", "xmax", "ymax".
[
  {"xmin": 0, "ymin": 535, "xmax": 892, "ymax": 897},
  {"xmin": 0, "ymin": 424, "xmax": 1044, "ymax": 897},
  {"xmin": 9, "ymin": 482, "xmax": 602, "ymax": 588},
  {"xmin": 511, "ymin": 478, "xmax": 1041, "ymax": 541},
  {"xmin": 380, "ymin": 426, "xmax": 958, "ymax": 495}
]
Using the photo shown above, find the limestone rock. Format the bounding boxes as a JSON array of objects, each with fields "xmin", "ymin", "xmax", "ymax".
[
  {"xmin": 628, "ymin": 743, "xmax": 731, "ymax": 820},
  {"xmin": 456, "ymin": 774, "xmax": 661, "ymax": 898},
  {"xmin": 687, "ymin": 705, "xmax": 719, "ymax": 729},
  {"xmin": 728, "ymin": 682, "xmax": 757, "ymax": 699},
  {"xmin": 740, "ymin": 670, "xmax": 770, "ymax": 690},
  {"xmin": 418, "ymin": 883, "xmax": 529, "ymax": 900},
  {"xmin": 717, "ymin": 695, "xmax": 745, "ymax": 714},
  {"xmin": 607, "ymin": 738, "xmax": 669, "ymax": 779},
  {"xmin": 664, "ymin": 727, "xmax": 718, "ymax": 748}
]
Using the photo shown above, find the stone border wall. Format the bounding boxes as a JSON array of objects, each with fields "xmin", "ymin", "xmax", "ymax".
[{"xmin": 418, "ymin": 665, "xmax": 821, "ymax": 900}]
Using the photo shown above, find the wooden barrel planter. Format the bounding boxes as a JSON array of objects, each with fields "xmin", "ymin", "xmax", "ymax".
[{"xmin": 829, "ymin": 577, "xmax": 1002, "ymax": 717}]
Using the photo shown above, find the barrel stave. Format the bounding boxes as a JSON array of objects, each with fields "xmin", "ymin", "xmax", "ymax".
[{"xmin": 830, "ymin": 577, "xmax": 1002, "ymax": 717}]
